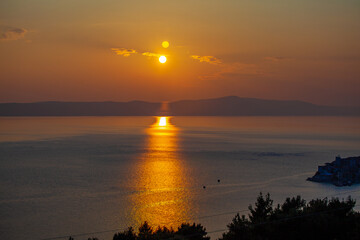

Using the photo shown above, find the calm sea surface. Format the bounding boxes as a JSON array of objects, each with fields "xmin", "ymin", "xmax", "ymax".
[{"xmin": 0, "ymin": 116, "xmax": 359, "ymax": 240}]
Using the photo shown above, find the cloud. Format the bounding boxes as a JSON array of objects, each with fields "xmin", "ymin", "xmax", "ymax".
[
  {"xmin": 111, "ymin": 48, "xmax": 164, "ymax": 58},
  {"xmin": 111, "ymin": 46, "xmax": 168, "ymax": 60},
  {"xmin": 0, "ymin": 26, "xmax": 27, "ymax": 41},
  {"xmin": 191, "ymin": 55, "xmax": 222, "ymax": 64},
  {"xmin": 142, "ymin": 52, "xmax": 162, "ymax": 58},
  {"xmin": 264, "ymin": 56, "xmax": 292, "ymax": 62},
  {"xmin": 111, "ymin": 48, "xmax": 137, "ymax": 57}
]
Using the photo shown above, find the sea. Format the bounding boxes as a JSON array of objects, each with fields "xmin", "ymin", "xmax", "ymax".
[{"xmin": 0, "ymin": 116, "xmax": 359, "ymax": 240}]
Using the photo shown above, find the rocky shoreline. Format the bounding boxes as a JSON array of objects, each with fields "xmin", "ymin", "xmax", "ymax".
[{"xmin": 307, "ymin": 156, "xmax": 360, "ymax": 186}]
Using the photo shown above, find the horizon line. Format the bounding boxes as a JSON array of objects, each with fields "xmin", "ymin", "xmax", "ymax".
[{"xmin": 1, "ymin": 95, "xmax": 359, "ymax": 108}]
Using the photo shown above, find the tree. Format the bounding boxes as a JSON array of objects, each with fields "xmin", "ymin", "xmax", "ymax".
[
  {"xmin": 220, "ymin": 192, "xmax": 360, "ymax": 240},
  {"xmin": 277, "ymin": 196, "xmax": 305, "ymax": 214},
  {"xmin": 113, "ymin": 227, "xmax": 136, "ymax": 240},
  {"xmin": 138, "ymin": 222, "xmax": 154, "ymax": 240},
  {"xmin": 175, "ymin": 223, "xmax": 210, "ymax": 240},
  {"xmin": 221, "ymin": 213, "xmax": 251, "ymax": 240},
  {"xmin": 248, "ymin": 192, "xmax": 273, "ymax": 224},
  {"xmin": 154, "ymin": 226, "xmax": 174, "ymax": 239}
]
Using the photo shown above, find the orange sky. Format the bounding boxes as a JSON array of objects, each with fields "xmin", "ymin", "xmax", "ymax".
[{"xmin": 0, "ymin": 0, "xmax": 359, "ymax": 106}]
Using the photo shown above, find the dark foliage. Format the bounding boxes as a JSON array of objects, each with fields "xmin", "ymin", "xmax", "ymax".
[
  {"xmin": 112, "ymin": 222, "xmax": 209, "ymax": 240},
  {"xmin": 175, "ymin": 223, "xmax": 210, "ymax": 240},
  {"xmin": 220, "ymin": 192, "xmax": 360, "ymax": 240},
  {"xmin": 113, "ymin": 227, "xmax": 136, "ymax": 240}
]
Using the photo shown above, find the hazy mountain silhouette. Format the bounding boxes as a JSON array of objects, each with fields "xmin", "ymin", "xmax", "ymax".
[
  {"xmin": 0, "ymin": 101, "xmax": 160, "ymax": 116},
  {"xmin": 0, "ymin": 96, "xmax": 359, "ymax": 116},
  {"xmin": 169, "ymin": 96, "xmax": 360, "ymax": 116}
]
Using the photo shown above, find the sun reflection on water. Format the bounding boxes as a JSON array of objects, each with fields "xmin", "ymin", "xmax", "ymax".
[
  {"xmin": 158, "ymin": 117, "xmax": 167, "ymax": 127},
  {"xmin": 130, "ymin": 116, "xmax": 192, "ymax": 229}
]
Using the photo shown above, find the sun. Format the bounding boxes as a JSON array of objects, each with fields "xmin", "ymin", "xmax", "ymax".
[
  {"xmin": 162, "ymin": 41, "xmax": 169, "ymax": 48},
  {"xmin": 159, "ymin": 56, "xmax": 167, "ymax": 63}
]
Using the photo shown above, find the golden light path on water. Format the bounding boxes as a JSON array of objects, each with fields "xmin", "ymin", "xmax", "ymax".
[{"xmin": 130, "ymin": 116, "xmax": 192, "ymax": 229}]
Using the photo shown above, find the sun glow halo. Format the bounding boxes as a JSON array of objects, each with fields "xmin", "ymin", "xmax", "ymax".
[{"xmin": 159, "ymin": 56, "xmax": 167, "ymax": 64}]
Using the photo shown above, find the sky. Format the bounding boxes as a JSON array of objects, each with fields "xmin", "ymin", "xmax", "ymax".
[{"xmin": 0, "ymin": 0, "xmax": 359, "ymax": 106}]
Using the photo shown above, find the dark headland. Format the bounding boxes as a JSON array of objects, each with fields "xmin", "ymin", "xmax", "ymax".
[
  {"xmin": 308, "ymin": 156, "xmax": 360, "ymax": 186},
  {"xmin": 0, "ymin": 96, "xmax": 359, "ymax": 116}
]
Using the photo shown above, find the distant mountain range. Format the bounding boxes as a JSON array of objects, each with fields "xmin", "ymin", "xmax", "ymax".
[{"xmin": 0, "ymin": 96, "xmax": 359, "ymax": 116}]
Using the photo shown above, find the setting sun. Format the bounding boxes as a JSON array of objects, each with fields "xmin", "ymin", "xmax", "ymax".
[
  {"xmin": 162, "ymin": 41, "xmax": 169, "ymax": 48},
  {"xmin": 159, "ymin": 56, "xmax": 167, "ymax": 64},
  {"xmin": 159, "ymin": 117, "xmax": 167, "ymax": 126}
]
